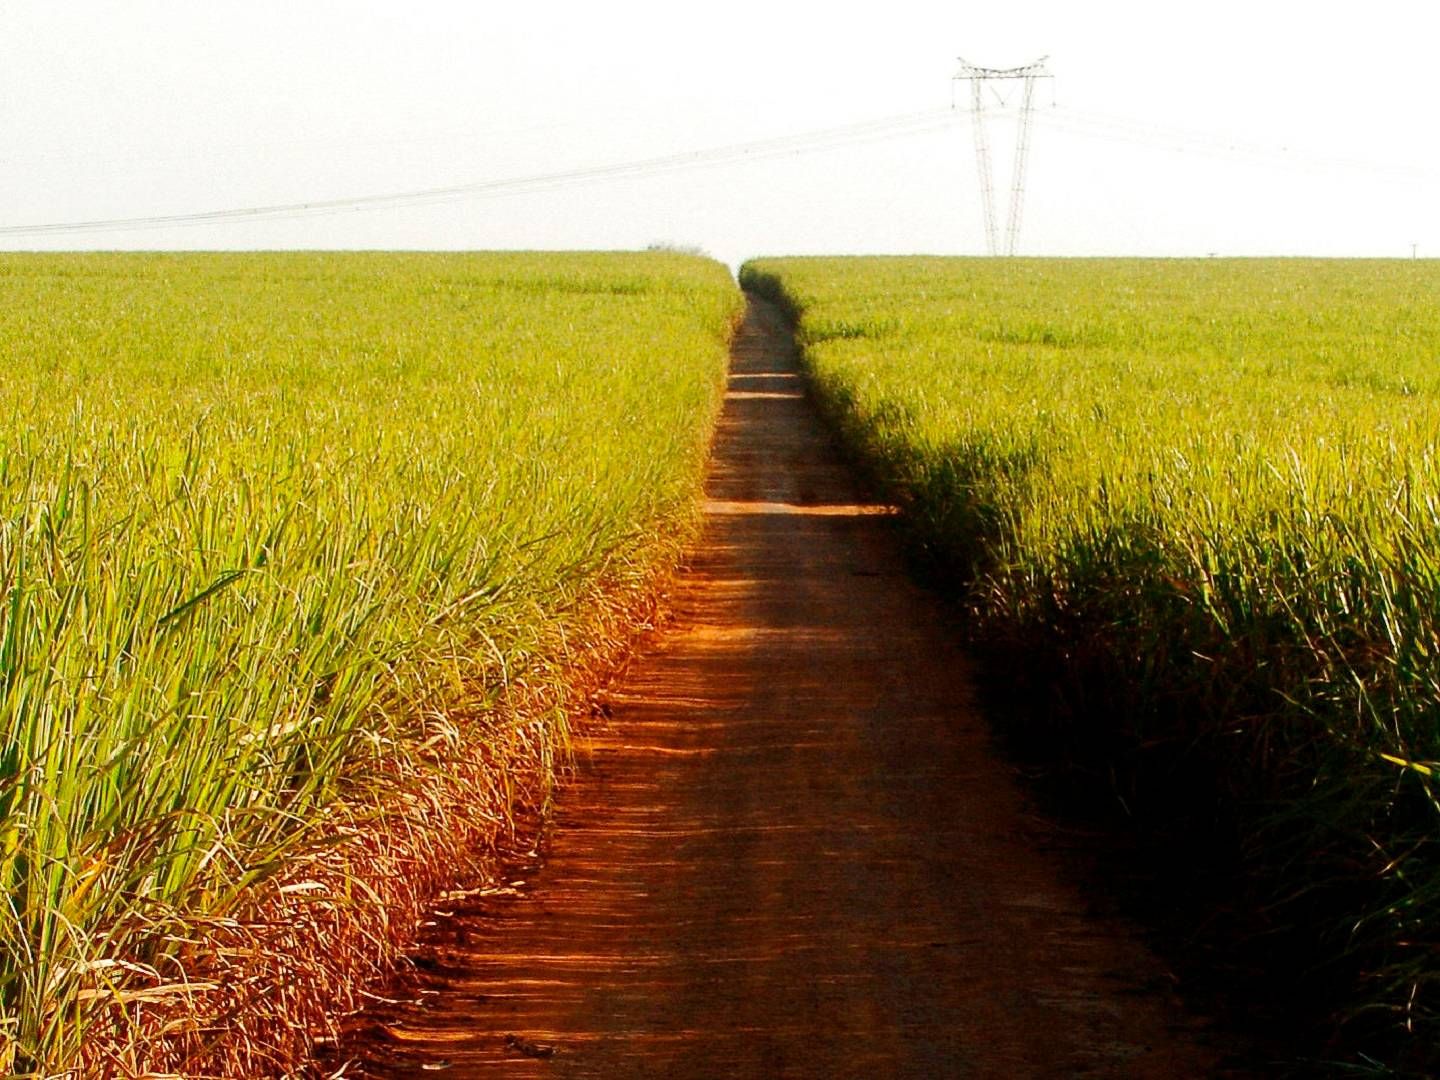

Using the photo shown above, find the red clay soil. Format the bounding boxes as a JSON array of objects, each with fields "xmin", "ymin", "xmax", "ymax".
[{"xmin": 331, "ymin": 297, "xmax": 1247, "ymax": 1078}]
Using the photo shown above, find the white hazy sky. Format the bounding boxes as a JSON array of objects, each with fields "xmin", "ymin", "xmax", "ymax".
[{"xmin": 2, "ymin": 1, "xmax": 1437, "ymax": 266}]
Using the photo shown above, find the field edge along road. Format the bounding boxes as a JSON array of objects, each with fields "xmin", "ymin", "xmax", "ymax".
[{"xmin": 340, "ymin": 295, "xmax": 1243, "ymax": 1077}]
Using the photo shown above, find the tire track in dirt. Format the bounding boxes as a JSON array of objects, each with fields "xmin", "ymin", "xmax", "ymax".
[{"xmin": 334, "ymin": 296, "xmax": 1243, "ymax": 1077}]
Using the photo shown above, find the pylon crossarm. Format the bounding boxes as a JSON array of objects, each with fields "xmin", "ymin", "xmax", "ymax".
[{"xmin": 954, "ymin": 56, "xmax": 1052, "ymax": 81}]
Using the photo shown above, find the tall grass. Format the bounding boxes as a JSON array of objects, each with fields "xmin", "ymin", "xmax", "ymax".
[
  {"xmin": 0, "ymin": 251, "xmax": 739, "ymax": 1075},
  {"xmin": 743, "ymin": 255, "xmax": 1440, "ymax": 1070}
]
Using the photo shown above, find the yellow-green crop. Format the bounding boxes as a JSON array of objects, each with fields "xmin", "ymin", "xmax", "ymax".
[
  {"xmin": 742, "ymin": 255, "xmax": 1440, "ymax": 1069},
  {"xmin": 0, "ymin": 251, "xmax": 739, "ymax": 1073}
]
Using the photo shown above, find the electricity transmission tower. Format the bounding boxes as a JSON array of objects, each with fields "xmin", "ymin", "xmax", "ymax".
[{"xmin": 953, "ymin": 56, "xmax": 1052, "ymax": 256}]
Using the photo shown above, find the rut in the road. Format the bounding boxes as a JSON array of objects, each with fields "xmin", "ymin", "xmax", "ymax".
[{"xmin": 335, "ymin": 296, "xmax": 1240, "ymax": 1078}]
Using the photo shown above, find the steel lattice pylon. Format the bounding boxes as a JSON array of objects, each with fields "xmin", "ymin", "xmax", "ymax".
[{"xmin": 954, "ymin": 56, "xmax": 1052, "ymax": 256}]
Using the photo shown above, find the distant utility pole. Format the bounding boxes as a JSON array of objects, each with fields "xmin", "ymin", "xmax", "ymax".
[{"xmin": 953, "ymin": 56, "xmax": 1052, "ymax": 256}]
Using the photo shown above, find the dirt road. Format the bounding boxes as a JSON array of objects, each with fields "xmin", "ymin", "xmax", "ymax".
[{"xmin": 338, "ymin": 297, "xmax": 1237, "ymax": 1077}]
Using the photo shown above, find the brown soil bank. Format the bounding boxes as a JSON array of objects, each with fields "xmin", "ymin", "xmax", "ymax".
[{"xmin": 331, "ymin": 298, "xmax": 1250, "ymax": 1077}]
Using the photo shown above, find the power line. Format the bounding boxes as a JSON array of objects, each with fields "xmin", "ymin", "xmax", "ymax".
[
  {"xmin": 0, "ymin": 109, "xmax": 961, "ymax": 238},
  {"xmin": 1035, "ymin": 105, "xmax": 1440, "ymax": 184},
  {"xmin": 0, "ymin": 119, "xmax": 582, "ymax": 173},
  {"xmin": 4, "ymin": 98, "xmax": 1434, "ymax": 243}
]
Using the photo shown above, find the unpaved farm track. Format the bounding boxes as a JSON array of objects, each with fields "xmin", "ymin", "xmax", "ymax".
[{"xmin": 337, "ymin": 297, "xmax": 1242, "ymax": 1077}]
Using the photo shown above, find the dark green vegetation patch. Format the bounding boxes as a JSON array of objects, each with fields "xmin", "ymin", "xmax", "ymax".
[{"xmin": 743, "ymin": 255, "xmax": 1440, "ymax": 1075}]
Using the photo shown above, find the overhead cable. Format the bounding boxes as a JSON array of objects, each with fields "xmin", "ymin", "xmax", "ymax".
[{"xmin": 0, "ymin": 108, "xmax": 961, "ymax": 237}]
